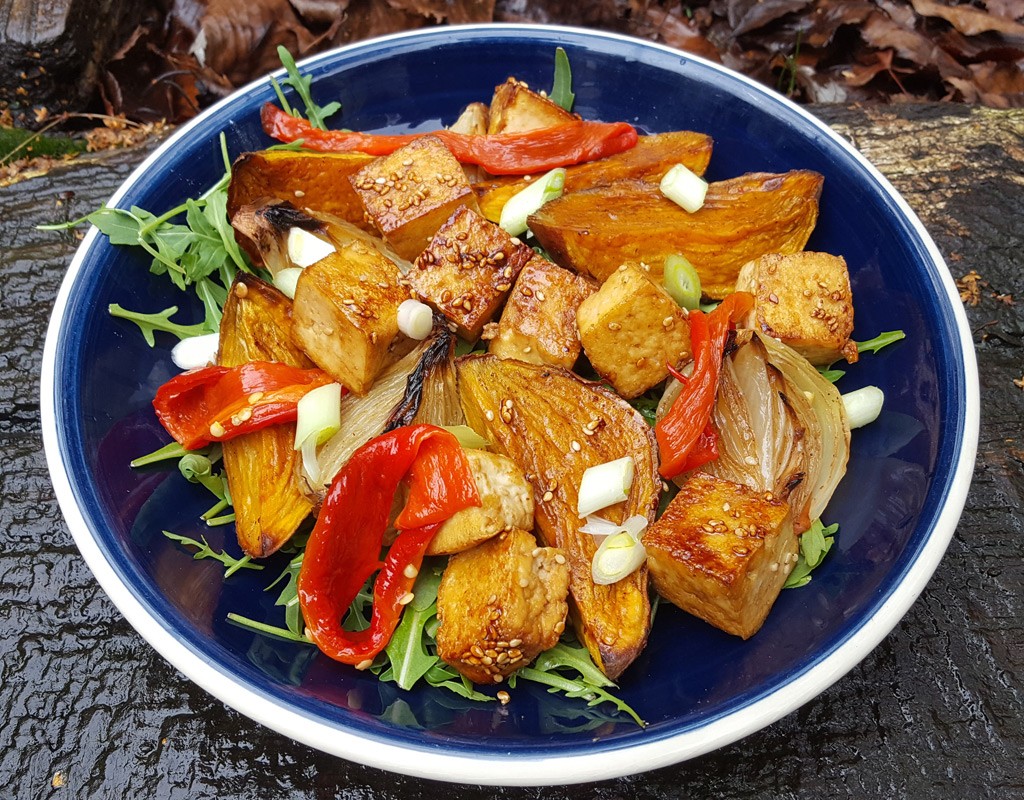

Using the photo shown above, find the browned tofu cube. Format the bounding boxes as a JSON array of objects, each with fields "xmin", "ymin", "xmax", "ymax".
[
  {"xmin": 735, "ymin": 251, "xmax": 858, "ymax": 365},
  {"xmin": 436, "ymin": 528, "xmax": 570, "ymax": 684},
  {"xmin": 487, "ymin": 256, "xmax": 596, "ymax": 369},
  {"xmin": 409, "ymin": 206, "xmax": 534, "ymax": 340},
  {"xmin": 427, "ymin": 450, "xmax": 535, "ymax": 556},
  {"xmin": 349, "ymin": 135, "xmax": 479, "ymax": 261},
  {"xmin": 488, "ymin": 77, "xmax": 576, "ymax": 134},
  {"xmin": 291, "ymin": 236, "xmax": 411, "ymax": 395},
  {"xmin": 576, "ymin": 263, "xmax": 691, "ymax": 398},
  {"xmin": 643, "ymin": 473, "xmax": 797, "ymax": 639}
]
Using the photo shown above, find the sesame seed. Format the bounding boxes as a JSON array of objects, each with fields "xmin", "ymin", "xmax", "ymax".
[
  {"xmin": 571, "ymin": 440, "xmax": 581, "ymax": 452},
  {"xmin": 662, "ymin": 316, "xmax": 674, "ymax": 328},
  {"xmin": 522, "ymin": 346, "xmax": 532, "ymax": 353},
  {"xmin": 493, "ymin": 674, "xmax": 504, "ymax": 683},
  {"xmin": 518, "ymin": 578, "xmax": 529, "ymax": 588},
  {"xmin": 487, "ymin": 594, "xmax": 497, "ymax": 605},
  {"xmin": 248, "ymin": 392, "xmax": 264, "ymax": 405},
  {"xmin": 607, "ymin": 322, "xmax": 622, "ymax": 331},
  {"xmin": 403, "ymin": 564, "xmax": 419, "ymax": 579},
  {"xmin": 542, "ymin": 491, "xmax": 554, "ymax": 502},
  {"xmin": 356, "ymin": 659, "xmax": 374, "ymax": 670},
  {"xmin": 237, "ymin": 407, "xmax": 253, "ymax": 423},
  {"xmin": 603, "ymin": 634, "xmax": 616, "ymax": 646},
  {"xmin": 485, "ymin": 410, "xmax": 495, "ymax": 421},
  {"xmin": 535, "ymin": 290, "xmax": 546, "ymax": 302},
  {"xmin": 554, "ymin": 554, "xmax": 566, "ymax": 565},
  {"xmin": 508, "ymin": 638, "xmax": 522, "ymax": 648},
  {"xmin": 398, "ymin": 592, "xmax": 415, "ymax": 606},
  {"xmin": 375, "ymin": 176, "xmax": 386, "ymax": 184},
  {"xmin": 553, "ymin": 621, "xmax": 565, "ymax": 634},
  {"xmin": 209, "ymin": 421, "xmax": 226, "ymax": 438},
  {"xmin": 768, "ymin": 292, "xmax": 780, "ymax": 304},
  {"xmin": 293, "ymin": 189, "xmax": 305, "ymax": 198},
  {"xmin": 234, "ymin": 282, "xmax": 248, "ymax": 298}
]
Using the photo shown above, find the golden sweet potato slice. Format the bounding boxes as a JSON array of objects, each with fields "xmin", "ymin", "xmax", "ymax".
[
  {"xmin": 218, "ymin": 274, "xmax": 316, "ymax": 558},
  {"xmin": 227, "ymin": 150, "xmax": 375, "ymax": 230},
  {"xmin": 475, "ymin": 131, "xmax": 714, "ymax": 222},
  {"xmin": 528, "ymin": 170, "xmax": 823, "ymax": 298},
  {"xmin": 457, "ymin": 355, "xmax": 658, "ymax": 679}
]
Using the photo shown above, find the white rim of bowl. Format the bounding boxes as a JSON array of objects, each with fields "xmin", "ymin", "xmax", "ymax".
[{"xmin": 40, "ymin": 23, "xmax": 980, "ymax": 786}]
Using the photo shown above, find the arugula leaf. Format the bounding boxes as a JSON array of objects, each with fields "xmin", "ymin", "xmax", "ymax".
[
  {"xmin": 549, "ymin": 47, "xmax": 575, "ymax": 111},
  {"xmin": 784, "ymin": 518, "xmax": 838, "ymax": 589},
  {"xmin": 855, "ymin": 329, "xmax": 905, "ymax": 355},
  {"xmin": 383, "ymin": 562, "xmax": 445, "ymax": 691},
  {"xmin": 227, "ymin": 613, "xmax": 313, "ymax": 643},
  {"xmin": 514, "ymin": 642, "xmax": 645, "ymax": 727},
  {"xmin": 274, "ymin": 45, "xmax": 342, "ymax": 131},
  {"xmin": 629, "ymin": 393, "xmax": 660, "ymax": 426},
  {"xmin": 108, "ymin": 303, "xmax": 210, "ymax": 346},
  {"xmin": 162, "ymin": 530, "xmax": 262, "ymax": 577},
  {"xmin": 130, "ymin": 441, "xmax": 189, "ymax": 468},
  {"xmin": 817, "ymin": 366, "xmax": 846, "ymax": 383}
]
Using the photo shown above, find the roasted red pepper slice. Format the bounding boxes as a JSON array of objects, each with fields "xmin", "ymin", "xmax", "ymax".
[
  {"xmin": 655, "ymin": 292, "xmax": 754, "ymax": 478},
  {"xmin": 297, "ymin": 425, "xmax": 480, "ymax": 666},
  {"xmin": 153, "ymin": 361, "xmax": 334, "ymax": 450},
  {"xmin": 260, "ymin": 103, "xmax": 639, "ymax": 176}
]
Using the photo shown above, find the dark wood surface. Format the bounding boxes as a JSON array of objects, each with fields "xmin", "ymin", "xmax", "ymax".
[{"xmin": 3, "ymin": 102, "xmax": 1022, "ymax": 798}]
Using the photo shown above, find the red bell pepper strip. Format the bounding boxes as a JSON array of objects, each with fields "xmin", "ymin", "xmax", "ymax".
[
  {"xmin": 153, "ymin": 361, "xmax": 334, "ymax": 450},
  {"xmin": 655, "ymin": 292, "xmax": 754, "ymax": 479},
  {"xmin": 297, "ymin": 425, "xmax": 480, "ymax": 666},
  {"xmin": 260, "ymin": 102, "xmax": 639, "ymax": 176}
]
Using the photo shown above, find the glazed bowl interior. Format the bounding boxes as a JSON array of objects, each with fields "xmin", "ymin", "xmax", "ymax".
[{"xmin": 42, "ymin": 25, "xmax": 976, "ymax": 785}]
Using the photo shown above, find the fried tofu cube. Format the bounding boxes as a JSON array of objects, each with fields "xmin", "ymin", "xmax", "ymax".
[
  {"xmin": 488, "ymin": 77, "xmax": 576, "ymax": 134},
  {"xmin": 643, "ymin": 473, "xmax": 797, "ymax": 639},
  {"xmin": 576, "ymin": 263, "xmax": 691, "ymax": 398},
  {"xmin": 436, "ymin": 528, "xmax": 570, "ymax": 684},
  {"xmin": 349, "ymin": 135, "xmax": 479, "ymax": 261},
  {"xmin": 428, "ymin": 450, "xmax": 535, "ymax": 555},
  {"xmin": 291, "ymin": 236, "xmax": 411, "ymax": 395},
  {"xmin": 487, "ymin": 256, "xmax": 596, "ymax": 369},
  {"xmin": 409, "ymin": 206, "xmax": 534, "ymax": 340},
  {"xmin": 735, "ymin": 251, "xmax": 858, "ymax": 365}
]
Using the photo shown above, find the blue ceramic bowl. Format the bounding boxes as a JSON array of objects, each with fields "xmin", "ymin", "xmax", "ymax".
[{"xmin": 41, "ymin": 25, "xmax": 978, "ymax": 785}]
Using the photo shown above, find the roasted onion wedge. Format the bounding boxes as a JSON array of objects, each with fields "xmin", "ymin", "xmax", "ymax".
[
  {"xmin": 313, "ymin": 320, "xmax": 462, "ymax": 492},
  {"xmin": 217, "ymin": 273, "xmax": 316, "ymax": 558},
  {"xmin": 457, "ymin": 355, "xmax": 658, "ymax": 679}
]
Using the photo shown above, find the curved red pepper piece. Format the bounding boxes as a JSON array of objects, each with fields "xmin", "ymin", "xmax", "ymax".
[
  {"xmin": 153, "ymin": 361, "xmax": 334, "ymax": 450},
  {"xmin": 297, "ymin": 425, "xmax": 480, "ymax": 666},
  {"xmin": 655, "ymin": 292, "xmax": 754, "ymax": 479},
  {"xmin": 260, "ymin": 103, "xmax": 639, "ymax": 176}
]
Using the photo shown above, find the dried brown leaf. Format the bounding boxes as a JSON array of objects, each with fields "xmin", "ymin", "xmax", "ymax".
[
  {"xmin": 384, "ymin": 0, "xmax": 495, "ymax": 24},
  {"xmin": 631, "ymin": 3, "xmax": 722, "ymax": 63},
  {"xmin": 861, "ymin": 8, "xmax": 971, "ymax": 79},
  {"xmin": 909, "ymin": 0, "xmax": 1024, "ymax": 38}
]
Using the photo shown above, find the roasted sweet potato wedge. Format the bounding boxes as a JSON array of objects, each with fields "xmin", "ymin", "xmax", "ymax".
[
  {"xmin": 475, "ymin": 131, "xmax": 714, "ymax": 223},
  {"xmin": 529, "ymin": 170, "xmax": 824, "ymax": 298},
  {"xmin": 227, "ymin": 150, "xmax": 375, "ymax": 230},
  {"xmin": 457, "ymin": 355, "xmax": 659, "ymax": 679},
  {"xmin": 218, "ymin": 273, "xmax": 316, "ymax": 558}
]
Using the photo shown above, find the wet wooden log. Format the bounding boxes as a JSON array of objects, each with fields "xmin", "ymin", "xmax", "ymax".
[
  {"xmin": 0, "ymin": 0, "xmax": 137, "ymax": 125},
  {"xmin": 1, "ymin": 103, "xmax": 1022, "ymax": 796}
]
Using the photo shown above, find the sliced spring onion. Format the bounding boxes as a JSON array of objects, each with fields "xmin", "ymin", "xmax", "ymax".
[
  {"xmin": 499, "ymin": 167, "xmax": 566, "ymax": 236},
  {"xmin": 171, "ymin": 331, "xmax": 220, "ymax": 371},
  {"xmin": 273, "ymin": 267, "xmax": 303, "ymax": 299},
  {"xmin": 397, "ymin": 298, "xmax": 434, "ymax": 340},
  {"xmin": 441, "ymin": 424, "xmax": 490, "ymax": 450},
  {"xmin": 577, "ymin": 456, "xmax": 635, "ymax": 518},
  {"xmin": 663, "ymin": 254, "xmax": 702, "ymax": 310},
  {"xmin": 294, "ymin": 383, "xmax": 343, "ymax": 450},
  {"xmin": 294, "ymin": 382, "xmax": 343, "ymax": 487},
  {"xmin": 579, "ymin": 515, "xmax": 624, "ymax": 536},
  {"xmin": 660, "ymin": 163, "xmax": 708, "ymax": 213},
  {"xmin": 592, "ymin": 521, "xmax": 648, "ymax": 585},
  {"xmin": 842, "ymin": 385, "xmax": 884, "ymax": 429},
  {"xmin": 286, "ymin": 226, "xmax": 335, "ymax": 268}
]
